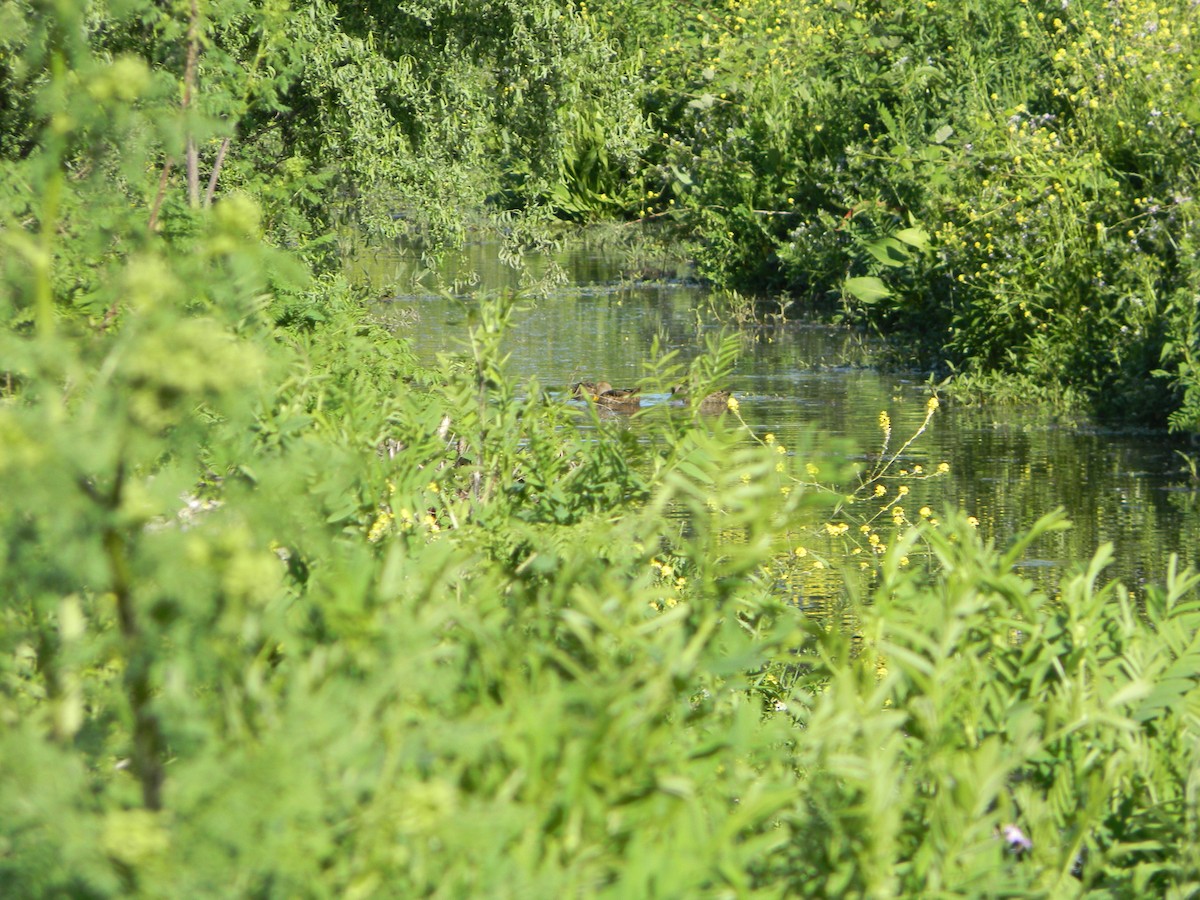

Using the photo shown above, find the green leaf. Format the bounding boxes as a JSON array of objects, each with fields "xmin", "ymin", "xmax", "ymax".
[
  {"xmin": 865, "ymin": 237, "xmax": 910, "ymax": 268},
  {"xmin": 877, "ymin": 103, "xmax": 900, "ymax": 140},
  {"xmin": 843, "ymin": 276, "xmax": 892, "ymax": 303},
  {"xmin": 893, "ymin": 227, "xmax": 931, "ymax": 251},
  {"xmin": 931, "ymin": 124, "xmax": 954, "ymax": 144}
]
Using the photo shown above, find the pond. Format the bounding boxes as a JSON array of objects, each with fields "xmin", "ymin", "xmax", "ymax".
[{"xmin": 353, "ymin": 234, "xmax": 1200, "ymax": 601}]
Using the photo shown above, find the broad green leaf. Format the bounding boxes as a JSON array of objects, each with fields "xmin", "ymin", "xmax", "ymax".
[
  {"xmin": 894, "ymin": 227, "xmax": 931, "ymax": 251},
  {"xmin": 843, "ymin": 276, "xmax": 892, "ymax": 303},
  {"xmin": 865, "ymin": 237, "xmax": 910, "ymax": 268}
]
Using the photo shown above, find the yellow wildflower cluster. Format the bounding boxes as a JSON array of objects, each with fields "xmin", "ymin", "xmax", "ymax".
[
  {"xmin": 769, "ymin": 394, "xmax": 957, "ymax": 585},
  {"xmin": 367, "ymin": 504, "xmax": 422, "ymax": 542},
  {"xmin": 1031, "ymin": 0, "xmax": 1193, "ymax": 131},
  {"xmin": 649, "ymin": 558, "xmax": 689, "ymax": 610},
  {"xmin": 367, "ymin": 509, "xmax": 393, "ymax": 543}
]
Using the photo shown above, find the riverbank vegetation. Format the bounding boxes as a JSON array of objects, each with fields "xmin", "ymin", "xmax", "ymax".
[
  {"xmin": 580, "ymin": 0, "xmax": 1200, "ymax": 429},
  {"xmin": 4, "ymin": 0, "xmax": 1200, "ymax": 896}
]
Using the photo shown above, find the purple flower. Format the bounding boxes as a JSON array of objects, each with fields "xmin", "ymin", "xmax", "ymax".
[{"xmin": 1002, "ymin": 824, "xmax": 1033, "ymax": 854}]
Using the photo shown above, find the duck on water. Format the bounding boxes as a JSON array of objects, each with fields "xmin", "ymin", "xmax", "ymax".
[
  {"xmin": 571, "ymin": 381, "xmax": 642, "ymax": 411},
  {"xmin": 570, "ymin": 380, "xmax": 734, "ymax": 413},
  {"xmin": 670, "ymin": 383, "xmax": 732, "ymax": 414}
]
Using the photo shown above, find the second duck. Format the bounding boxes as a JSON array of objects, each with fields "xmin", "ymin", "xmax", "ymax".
[{"xmin": 592, "ymin": 381, "xmax": 642, "ymax": 411}]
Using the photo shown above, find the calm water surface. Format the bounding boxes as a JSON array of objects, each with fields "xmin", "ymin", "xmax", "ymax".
[{"xmin": 354, "ymin": 237, "xmax": 1200, "ymax": 595}]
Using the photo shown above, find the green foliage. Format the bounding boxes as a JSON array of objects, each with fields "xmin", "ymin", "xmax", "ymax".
[
  {"xmin": 589, "ymin": 0, "xmax": 1200, "ymax": 427},
  {"xmin": 758, "ymin": 511, "xmax": 1200, "ymax": 896},
  {"xmin": 0, "ymin": 0, "xmax": 646, "ymax": 280},
  {"xmin": 8, "ymin": 288, "xmax": 1200, "ymax": 895},
  {"xmin": 6, "ymin": 1, "xmax": 1200, "ymax": 895},
  {"xmin": 0, "ymin": 229, "xmax": 802, "ymax": 893}
]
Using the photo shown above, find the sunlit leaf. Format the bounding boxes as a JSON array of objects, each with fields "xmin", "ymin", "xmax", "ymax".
[{"xmin": 844, "ymin": 276, "xmax": 893, "ymax": 303}]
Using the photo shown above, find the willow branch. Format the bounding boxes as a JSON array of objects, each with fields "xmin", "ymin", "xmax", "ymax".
[
  {"xmin": 90, "ymin": 462, "xmax": 165, "ymax": 810},
  {"xmin": 203, "ymin": 136, "xmax": 230, "ymax": 208},
  {"xmin": 147, "ymin": 156, "xmax": 174, "ymax": 233},
  {"xmin": 183, "ymin": 0, "xmax": 200, "ymax": 207}
]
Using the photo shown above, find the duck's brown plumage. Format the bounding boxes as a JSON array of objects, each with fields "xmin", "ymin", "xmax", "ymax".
[
  {"xmin": 671, "ymin": 384, "xmax": 731, "ymax": 412},
  {"xmin": 593, "ymin": 381, "xmax": 641, "ymax": 410}
]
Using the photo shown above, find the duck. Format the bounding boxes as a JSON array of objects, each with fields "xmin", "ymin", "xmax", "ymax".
[
  {"xmin": 592, "ymin": 381, "xmax": 642, "ymax": 411},
  {"xmin": 671, "ymin": 383, "xmax": 731, "ymax": 413},
  {"xmin": 570, "ymin": 381, "xmax": 601, "ymax": 398}
]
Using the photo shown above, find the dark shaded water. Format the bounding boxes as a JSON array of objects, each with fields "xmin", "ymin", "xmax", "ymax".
[{"xmin": 354, "ymin": 236, "xmax": 1200, "ymax": 597}]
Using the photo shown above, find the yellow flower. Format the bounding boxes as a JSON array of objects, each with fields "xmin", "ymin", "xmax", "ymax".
[
  {"xmin": 926, "ymin": 396, "xmax": 940, "ymax": 412},
  {"xmin": 879, "ymin": 411, "xmax": 891, "ymax": 431},
  {"xmin": 764, "ymin": 432, "xmax": 776, "ymax": 444},
  {"xmin": 937, "ymin": 462, "xmax": 950, "ymax": 474},
  {"xmin": 427, "ymin": 481, "xmax": 440, "ymax": 493},
  {"xmin": 919, "ymin": 506, "xmax": 932, "ymax": 518},
  {"xmin": 805, "ymin": 463, "xmax": 820, "ymax": 476},
  {"xmin": 727, "ymin": 396, "xmax": 740, "ymax": 412},
  {"xmin": 368, "ymin": 510, "xmax": 394, "ymax": 543},
  {"xmin": 874, "ymin": 484, "xmax": 887, "ymax": 497},
  {"xmin": 897, "ymin": 485, "xmax": 910, "ymax": 496},
  {"xmin": 967, "ymin": 516, "xmax": 980, "ymax": 527},
  {"xmin": 794, "ymin": 546, "xmax": 808, "ymax": 558}
]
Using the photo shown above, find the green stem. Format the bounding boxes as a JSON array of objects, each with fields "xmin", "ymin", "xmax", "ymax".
[
  {"xmin": 99, "ymin": 462, "xmax": 165, "ymax": 810},
  {"xmin": 35, "ymin": 52, "xmax": 66, "ymax": 339}
]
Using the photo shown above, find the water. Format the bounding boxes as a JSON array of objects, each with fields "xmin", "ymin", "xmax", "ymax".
[{"xmin": 353, "ymin": 236, "xmax": 1200, "ymax": 597}]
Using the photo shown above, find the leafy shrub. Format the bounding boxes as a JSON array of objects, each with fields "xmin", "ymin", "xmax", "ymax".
[
  {"xmin": 6, "ymin": 3, "xmax": 1200, "ymax": 896},
  {"xmin": 592, "ymin": 0, "xmax": 1200, "ymax": 426}
]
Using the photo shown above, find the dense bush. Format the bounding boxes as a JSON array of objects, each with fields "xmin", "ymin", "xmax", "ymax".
[
  {"xmin": 5, "ymin": 2, "xmax": 1200, "ymax": 895},
  {"xmin": 591, "ymin": 0, "xmax": 1200, "ymax": 427},
  {"xmin": 6, "ymin": 221, "xmax": 1200, "ymax": 893},
  {"xmin": 6, "ymin": 273, "xmax": 1200, "ymax": 894}
]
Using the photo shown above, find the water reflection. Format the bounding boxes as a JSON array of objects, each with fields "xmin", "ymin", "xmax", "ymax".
[{"xmin": 354, "ymin": 238, "xmax": 1200, "ymax": 597}]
